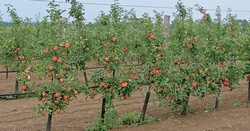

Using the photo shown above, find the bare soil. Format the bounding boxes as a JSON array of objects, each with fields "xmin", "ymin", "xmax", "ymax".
[{"xmin": 0, "ymin": 63, "xmax": 250, "ymax": 131}]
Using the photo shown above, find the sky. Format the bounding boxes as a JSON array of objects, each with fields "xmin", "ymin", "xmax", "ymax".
[{"xmin": 0, "ymin": 0, "xmax": 250, "ymax": 23}]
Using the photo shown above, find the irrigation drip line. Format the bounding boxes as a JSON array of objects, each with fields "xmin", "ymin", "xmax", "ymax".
[
  {"xmin": 0, "ymin": 70, "xmax": 18, "ymax": 73},
  {"xmin": 0, "ymin": 79, "xmax": 154, "ymax": 99}
]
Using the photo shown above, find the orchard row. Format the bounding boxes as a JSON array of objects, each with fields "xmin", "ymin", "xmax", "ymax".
[{"xmin": 0, "ymin": 0, "xmax": 250, "ymax": 129}]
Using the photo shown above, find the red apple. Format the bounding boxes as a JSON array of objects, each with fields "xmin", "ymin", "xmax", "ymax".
[
  {"xmin": 59, "ymin": 78, "xmax": 65, "ymax": 83},
  {"xmin": 149, "ymin": 34, "xmax": 155, "ymax": 40},
  {"xmin": 138, "ymin": 86, "xmax": 143, "ymax": 91},
  {"xmin": 19, "ymin": 55, "xmax": 25, "ymax": 60},
  {"xmin": 123, "ymin": 95, "xmax": 128, "ymax": 100},
  {"xmin": 52, "ymin": 56, "xmax": 57, "ymax": 62},
  {"xmin": 10, "ymin": 51, "xmax": 16, "ymax": 56},
  {"xmin": 64, "ymin": 43, "xmax": 70, "ymax": 48},
  {"xmin": 53, "ymin": 46, "xmax": 58, "ymax": 51},
  {"xmin": 104, "ymin": 57, "xmax": 109, "ymax": 62},
  {"xmin": 131, "ymin": 70, "xmax": 136, "ymax": 75},
  {"xmin": 112, "ymin": 37, "xmax": 117, "ymax": 43},
  {"xmin": 103, "ymin": 43, "xmax": 107, "ymax": 47},
  {"xmin": 191, "ymin": 82, "xmax": 197, "ymax": 88},
  {"xmin": 56, "ymin": 58, "xmax": 62, "ymax": 64},
  {"xmin": 66, "ymin": 88, "xmax": 72, "ymax": 93},
  {"xmin": 122, "ymin": 47, "xmax": 128, "ymax": 52},
  {"xmin": 16, "ymin": 47, "xmax": 21, "ymax": 52},
  {"xmin": 42, "ymin": 91, "xmax": 46, "ymax": 97},
  {"xmin": 53, "ymin": 92, "xmax": 61, "ymax": 98},
  {"xmin": 48, "ymin": 65, "xmax": 54, "ymax": 71},
  {"xmin": 43, "ymin": 49, "xmax": 48, "ymax": 55},
  {"xmin": 21, "ymin": 85, "xmax": 27, "ymax": 91},
  {"xmin": 64, "ymin": 95, "xmax": 69, "ymax": 100},
  {"xmin": 165, "ymin": 96, "xmax": 170, "ymax": 100}
]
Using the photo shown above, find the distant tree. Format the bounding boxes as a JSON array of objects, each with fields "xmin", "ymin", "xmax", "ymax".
[{"xmin": 237, "ymin": 19, "xmax": 248, "ymax": 27}]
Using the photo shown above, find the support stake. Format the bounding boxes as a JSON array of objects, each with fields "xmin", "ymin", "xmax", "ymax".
[
  {"xmin": 46, "ymin": 111, "xmax": 52, "ymax": 131},
  {"xmin": 101, "ymin": 97, "xmax": 106, "ymax": 123},
  {"xmin": 140, "ymin": 91, "xmax": 151, "ymax": 122},
  {"xmin": 248, "ymin": 80, "xmax": 250, "ymax": 104},
  {"xmin": 6, "ymin": 67, "xmax": 8, "ymax": 79},
  {"xmin": 215, "ymin": 83, "xmax": 222, "ymax": 108},
  {"xmin": 83, "ymin": 71, "xmax": 89, "ymax": 86},
  {"xmin": 181, "ymin": 92, "xmax": 190, "ymax": 115}
]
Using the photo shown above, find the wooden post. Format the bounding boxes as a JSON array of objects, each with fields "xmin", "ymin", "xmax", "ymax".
[
  {"xmin": 163, "ymin": 15, "xmax": 170, "ymax": 49},
  {"xmin": 83, "ymin": 71, "xmax": 89, "ymax": 86},
  {"xmin": 6, "ymin": 67, "xmax": 8, "ymax": 79},
  {"xmin": 46, "ymin": 73, "xmax": 54, "ymax": 131},
  {"xmin": 181, "ymin": 92, "xmax": 190, "ymax": 115},
  {"xmin": 215, "ymin": 83, "xmax": 222, "ymax": 108},
  {"xmin": 101, "ymin": 97, "xmax": 106, "ymax": 123},
  {"xmin": 46, "ymin": 113, "xmax": 52, "ymax": 131},
  {"xmin": 248, "ymin": 80, "xmax": 250, "ymax": 104},
  {"xmin": 140, "ymin": 78, "xmax": 152, "ymax": 122},
  {"xmin": 15, "ymin": 71, "xmax": 19, "ymax": 92}
]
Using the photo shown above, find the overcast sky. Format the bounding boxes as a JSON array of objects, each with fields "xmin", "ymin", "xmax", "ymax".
[{"xmin": 0, "ymin": 0, "xmax": 250, "ymax": 22}]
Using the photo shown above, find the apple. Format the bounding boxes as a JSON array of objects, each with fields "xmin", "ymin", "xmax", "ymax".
[
  {"xmin": 112, "ymin": 37, "xmax": 117, "ymax": 43},
  {"xmin": 63, "ymin": 95, "xmax": 69, "ymax": 100},
  {"xmin": 43, "ymin": 49, "xmax": 48, "ymax": 55},
  {"xmin": 56, "ymin": 58, "xmax": 62, "ymax": 64},
  {"xmin": 56, "ymin": 109, "xmax": 61, "ymax": 113},
  {"xmin": 149, "ymin": 34, "xmax": 155, "ymax": 40},
  {"xmin": 138, "ymin": 86, "xmax": 143, "ymax": 91},
  {"xmin": 100, "ymin": 82, "xmax": 106, "ymax": 87},
  {"xmin": 10, "ymin": 51, "xmax": 16, "ymax": 56},
  {"xmin": 64, "ymin": 43, "xmax": 70, "ymax": 48},
  {"xmin": 62, "ymin": 51, "xmax": 67, "ymax": 55},
  {"xmin": 74, "ymin": 90, "xmax": 79, "ymax": 95},
  {"xmin": 223, "ymin": 81, "xmax": 229, "ymax": 86},
  {"xmin": 102, "ymin": 61, "xmax": 107, "ymax": 66},
  {"xmin": 53, "ymin": 46, "xmax": 58, "ymax": 51},
  {"xmin": 24, "ymin": 73, "xmax": 29, "ymax": 79},
  {"xmin": 48, "ymin": 73, "xmax": 52, "ymax": 77},
  {"xmin": 165, "ymin": 96, "xmax": 170, "ymax": 100},
  {"xmin": 191, "ymin": 82, "xmax": 197, "ymax": 88},
  {"xmin": 132, "ymin": 75, "xmax": 137, "ymax": 80},
  {"xmin": 48, "ymin": 65, "xmax": 54, "ymax": 71},
  {"xmin": 42, "ymin": 110, "xmax": 47, "ymax": 116},
  {"xmin": 52, "ymin": 56, "xmax": 57, "ymax": 62},
  {"xmin": 120, "ymin": 82, "xmax": 128, "ymax": 88},
  {"xmin": 42, "ymin": 91, "xmax": 46, "ymax": 97},
  {"xmin": 42, "ymin": 97, "xmax": 46, "ymax": 102},
  {"xmin": 21, "ymin": 85, "xmax": 27, "ymax": 91},
  {"xmin": 123, "ymin": 95, "xmax": 128, "ymax": 100},
  {"xmin": 104, "ymin": 57, "xmax": 109, "ymax": 62},
  {"xmin": 53, "ymin": 92, "xmax": 61, "ymax": 98},
  {"xmin": 19, "ymin": 55, "xmax": 25, "ymax": 60},
  {"xmin": 122, "ymin": 47, "xmax": 128, "ymax": 52},
  {"xmin": 103, "ymin": 43, "xmax": 107, "ymax": 47},
  {"xmin": 131, "ymin": 70, "xmax": 136, "ymax": 75},
  {"xmin": 16, "ymin": 47, "xmax": 21, "ymax": 52},
  {"xmin": 66, "ymin": 88, "xmax": 71, "ymax": 93},
  {"xmin": 155, "ymin": 70, "xmax": 160, "ymax": 74},
  {"xmin": 59, "ymin": 78, "xmax": 65, "ymax": 83}
]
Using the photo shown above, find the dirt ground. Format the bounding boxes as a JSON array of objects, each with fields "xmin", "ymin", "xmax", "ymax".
[{"xmin": 0, "ymin": 63, "xmax": 250, "ymax": 131}]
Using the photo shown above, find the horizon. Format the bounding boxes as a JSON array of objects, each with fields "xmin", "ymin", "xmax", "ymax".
[{"xmin": 1, "ymin": 0, "xmax": 250, "ymax": 23}]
